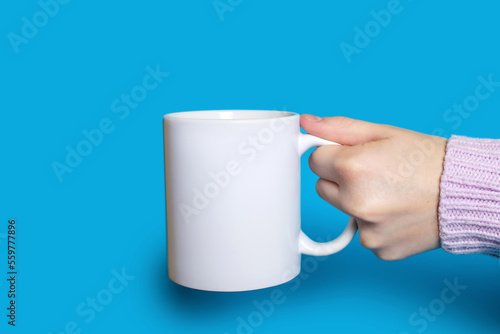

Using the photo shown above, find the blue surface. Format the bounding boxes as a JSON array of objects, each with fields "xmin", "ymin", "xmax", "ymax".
[{"xmin": 2, "ymin": 1, "xmax": 500, "ymax": 333}]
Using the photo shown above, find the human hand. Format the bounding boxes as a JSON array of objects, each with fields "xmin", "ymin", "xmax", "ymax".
[{"xmin": 301, "ymin": 115, "xmax": 447, "ymax": 260}]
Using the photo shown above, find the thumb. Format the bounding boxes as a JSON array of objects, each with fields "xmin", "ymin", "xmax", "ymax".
[{"xmin": 300, "ymin": 114, "xmax": 395, "ymax": 146}]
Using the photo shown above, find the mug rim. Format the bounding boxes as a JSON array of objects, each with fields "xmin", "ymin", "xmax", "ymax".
[{"xmin": 163, "ymin": 110, "xmax": 298, "ymax": 121}]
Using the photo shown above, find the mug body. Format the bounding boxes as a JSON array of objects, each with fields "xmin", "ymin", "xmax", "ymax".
[{"xmin": 164, "ymin": 110, "xmax": 302, "ymax": 291}]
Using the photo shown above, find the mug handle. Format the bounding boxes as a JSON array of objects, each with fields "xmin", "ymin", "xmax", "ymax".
[{"xmin": 298, "ymin": 133, "xmax": 358, "ymax": 256}]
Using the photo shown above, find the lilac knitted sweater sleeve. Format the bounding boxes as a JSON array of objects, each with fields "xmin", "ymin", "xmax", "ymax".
[{"xmin": 438, "ymin": 135, "xmax": 500, "ymax": 257}]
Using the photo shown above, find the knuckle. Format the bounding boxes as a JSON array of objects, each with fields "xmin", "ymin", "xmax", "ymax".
[
  {"xmin": 335, "ymin": 152, "xmax": 365, "ymax": 180},
  {"xmin": 374, "ymin": 249, "xmax": 406, "ymax": 262},
  {"xmin": 315, "ymin": 178, "xmax": 328, "ymax": 200},
  {"xmin": 345, "ymin": 197, "xmax": 381, "ymax": 221},
  {"xmin": 358, "ymin": 228, "xmax": 381, "ymax": 250}
]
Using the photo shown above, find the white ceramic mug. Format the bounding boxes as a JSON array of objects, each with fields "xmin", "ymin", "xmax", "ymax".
[{"xmin": 163, "ymin": 110, "xmax": 357, "ymax": 291}]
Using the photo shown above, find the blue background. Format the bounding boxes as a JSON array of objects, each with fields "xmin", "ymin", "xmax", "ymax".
[{"xmin": 2, "ymin": 0, "xmax": 500, "ymax": 333}]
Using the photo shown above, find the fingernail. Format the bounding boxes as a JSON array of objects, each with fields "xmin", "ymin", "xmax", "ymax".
[{"xmin": 304, "ymin": 114, "xmax": 322, "ymax": 122}]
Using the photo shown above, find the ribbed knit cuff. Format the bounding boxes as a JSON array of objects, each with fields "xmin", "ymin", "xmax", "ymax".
[{"xmin": 438, "ymin": 135, "xmax": 500, "ymax": 257}]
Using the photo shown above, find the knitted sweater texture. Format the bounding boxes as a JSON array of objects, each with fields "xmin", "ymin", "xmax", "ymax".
[{"xmin": 438, "ymin": 135, "xmax": 500, "ymax": 257}]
